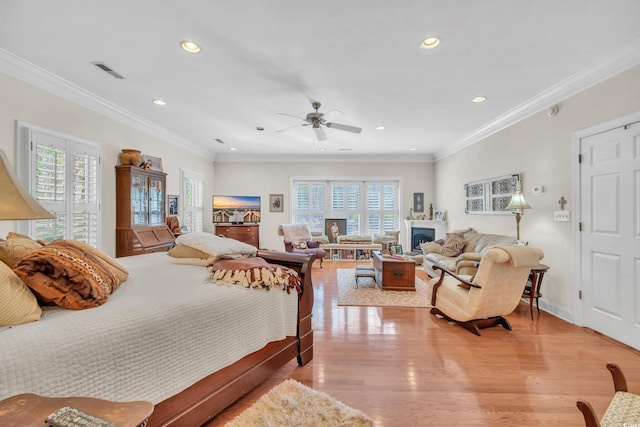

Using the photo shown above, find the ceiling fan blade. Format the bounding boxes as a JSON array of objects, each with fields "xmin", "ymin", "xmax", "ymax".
[
  {"xmin": 325, "ymin": 122, "xmax": 362, "ymax": 133},
  {"xmin": 313, "ymin": 126, "xmax": 327, "ymax": 141},
  {"xmin": 276, "ymin": 123, "xmax": 308, "ymax": 132},
  {"xmin": 276, "ymin": 112, "xmax": 306, "ymax": 120}
]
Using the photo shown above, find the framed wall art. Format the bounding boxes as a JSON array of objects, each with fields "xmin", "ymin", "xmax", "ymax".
[
  {"xmin": 269, "ymin": 194, "xmax": 284, "ymax": 212},
  {"xmin": 413, "ymin": 192, "xmax": 424, "ymax": 213},
  {"xmin": 168, "ymin": 194, "xmax": 179, "ymax": 216},
  {"xmin": 325, "ymin": 218, "xmax": 346, "ymax": 243},
  {"xmin": 464, "ymin": 173, "xmax": 521, "ymax": 215}
]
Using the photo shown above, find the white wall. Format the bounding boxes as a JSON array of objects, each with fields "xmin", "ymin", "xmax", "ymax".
[
  {"xmin": 0, "ymin": 72, "xmax": 216, "ymax": 256},
  {"xmin": 435, "ymin": 64, "xmax": 640, "ymax": 319},
  {"xmin": 213, "ymin": 161, "xmax": 434, "ymax": 250}
]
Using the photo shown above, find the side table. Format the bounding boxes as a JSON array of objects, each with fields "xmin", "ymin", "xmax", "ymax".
[
  {"xmin": 0, "ymin": 393, "xmax": 154, "ymax": 427},
  {"xmin": 523, "ymin": 263, "xmax": 550, "ymax": 320}
]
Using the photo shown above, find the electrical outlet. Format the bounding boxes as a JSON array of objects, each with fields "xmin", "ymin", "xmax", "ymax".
[{"xmin": 554, "ymin": 211, "xmax": 571, "ymax": 222}]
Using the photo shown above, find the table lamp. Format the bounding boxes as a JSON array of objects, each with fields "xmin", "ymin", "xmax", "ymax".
[
  {"xmin": 0, "ymin": 149, "xmax": 55, "ymax": 220},
  {"xmin": 505, "ymin": 191, "xmax": 531, "ymax": 240}
]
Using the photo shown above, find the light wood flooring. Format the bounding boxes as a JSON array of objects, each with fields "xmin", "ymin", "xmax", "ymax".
[{"xmin": 206, "ymin": 260, "xmax": 639, "ymax": 426}]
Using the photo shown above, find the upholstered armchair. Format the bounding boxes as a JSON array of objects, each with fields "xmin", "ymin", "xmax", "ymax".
[
  {"xmin": 429, "ymin": 244, "xmax": 543, "ymax": 335},
  {"xmin": 277, "ymin": 224, "xmax": 327, "ymax": 268}
]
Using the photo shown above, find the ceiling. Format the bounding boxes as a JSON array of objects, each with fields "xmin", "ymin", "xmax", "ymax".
[{"xmin": 1, "ymin": 1, "xmax": 640, "ymax": 162}]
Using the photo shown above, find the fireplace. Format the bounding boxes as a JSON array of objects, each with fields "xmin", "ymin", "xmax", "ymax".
[
  {"xmin": 404, "ymin": 219, "xmax": 448, "ymax": 253},
  {"xmin": 411, "ymin": 227, "xmax": 435, "ymax": 251}
]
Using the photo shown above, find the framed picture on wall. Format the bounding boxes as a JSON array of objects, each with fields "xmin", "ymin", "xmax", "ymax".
[
  {"xmin": 269, "ymin": 194, "xmax": 284, "ymax": 212},
  {"xmin": 325, "ymin": 218, "xmax": 346, "ymax": 243},
  {"xmin": 168, "ymin": 195, "xmax": 179, "ymax": 216},
  {"xmin": 413, "ymin": 192, "xmax": 424, "ymax": 213}
]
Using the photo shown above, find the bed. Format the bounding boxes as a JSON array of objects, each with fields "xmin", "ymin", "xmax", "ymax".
[{"xmin": 0, "ymin": 236, "xmax": 314, "ymax": 427}]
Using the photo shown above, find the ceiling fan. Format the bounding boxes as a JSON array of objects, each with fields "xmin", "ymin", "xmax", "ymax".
[{"xmin": 277, "ymin": 101, "xmax": 362, "ymax": 141}]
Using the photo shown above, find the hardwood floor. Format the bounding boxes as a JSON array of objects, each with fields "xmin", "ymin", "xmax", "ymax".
[{"xmin": 206, "ymin": 260, "xmax": 639, "ymax": 426}]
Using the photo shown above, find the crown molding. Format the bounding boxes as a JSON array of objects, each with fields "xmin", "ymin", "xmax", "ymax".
[
  {"xmin": 434, "ymin": 37, "xmax": 640, "ymax": 161},
  {"xmin": 0, "ymin": 49, "xmax": 217, "ymax": 160},
  {"xmin": 212, "ymin": 152, "xmax": 434, "ymax": 163}
]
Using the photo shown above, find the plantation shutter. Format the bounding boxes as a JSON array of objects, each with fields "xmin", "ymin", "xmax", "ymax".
[
  {"xmin": 26, "ymin": 129, "xmax": 100, "ymax": 245},
  {"xmin": 182, "ymin": 170, "xmax": 203, "ymax": 232}
]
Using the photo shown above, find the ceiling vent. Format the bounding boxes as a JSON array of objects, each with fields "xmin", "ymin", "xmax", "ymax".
[{"xmin": 91, "ymin": 62, "xmax": 125, "ymax": 79}]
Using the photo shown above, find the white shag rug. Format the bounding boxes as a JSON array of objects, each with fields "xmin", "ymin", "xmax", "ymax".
[
  {"xmin": 337, "ymin": 268, "xmax": 432, "ymax": 308},
  {"xmin": 224, "ymin": 379, "xmax": 373, "ymax": 427}
]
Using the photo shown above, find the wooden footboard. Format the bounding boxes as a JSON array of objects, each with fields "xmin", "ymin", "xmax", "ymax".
[{"xmin": 147, "ymin": 251, "xmax": 314, "ymax": 427}]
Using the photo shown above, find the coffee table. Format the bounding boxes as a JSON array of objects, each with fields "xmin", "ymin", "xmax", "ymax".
[{"xmin": 372, "ymin": 251, "xmax": 416, "ymax": 291}]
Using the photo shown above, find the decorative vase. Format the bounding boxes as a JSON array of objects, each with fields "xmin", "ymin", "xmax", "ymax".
[{"xmin": 119, "ymin": 149, "xmax": 143, "ymax": 167}]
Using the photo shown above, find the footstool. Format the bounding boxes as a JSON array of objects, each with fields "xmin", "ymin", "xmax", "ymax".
[{"xmin": 355, "ymin": 266, "xmax": 376, "ymax": 288}]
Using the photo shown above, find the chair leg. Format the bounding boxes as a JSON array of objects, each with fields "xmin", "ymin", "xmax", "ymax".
[
  {"xmin": 576, "ymin": 400, "xmax": 600, "ymax": 427},
  {"xmin": 430, "ymin": 308, "xmax": 513, "ymax": 336}
]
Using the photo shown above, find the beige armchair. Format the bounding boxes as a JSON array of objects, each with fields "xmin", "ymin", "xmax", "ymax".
[{"xmin": 429, "ymin": 244, "xmax": 543, "ymax": 335}]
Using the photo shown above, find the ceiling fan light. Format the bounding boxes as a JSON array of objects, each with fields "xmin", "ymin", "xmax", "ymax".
[
  {"xmin": 180, "ymin": 40, "xmax": 201, "ymax": 53},
  {"xmin": 420, "ymin": 37, "xmax": 440, "ymax": 49}
]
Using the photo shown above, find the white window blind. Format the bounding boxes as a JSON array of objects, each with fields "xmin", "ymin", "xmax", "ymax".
[
  {"xmin": 293, "ymin": 179, "xmax": 399, "ymax": 235},
  {"xmin": 22, "ymin": 127, "xmax": 100, "ymax": 246},
  {"xmin": 182, "ymin": 169, "xmax": 203, "ymax": 232}
]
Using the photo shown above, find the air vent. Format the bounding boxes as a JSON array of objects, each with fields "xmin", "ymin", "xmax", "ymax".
[{"xmin": 91, "ymin": 62, "xmax": 125, "ymax": 79}]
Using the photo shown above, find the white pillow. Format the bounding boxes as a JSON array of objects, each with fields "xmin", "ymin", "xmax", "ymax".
[{"xmin": 175, "ymin": 232, "xmax": 257, "ymax": 260}]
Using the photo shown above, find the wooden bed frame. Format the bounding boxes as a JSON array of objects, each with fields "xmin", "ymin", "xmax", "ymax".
[{"xmin": 146, "ymin": 250, "xmax": 315, "ymax": 426}]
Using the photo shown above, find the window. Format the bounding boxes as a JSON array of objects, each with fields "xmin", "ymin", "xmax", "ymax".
[
  {"xmin": 18, "ymin": 125, "xmax": 101, "ymax": 245},
  {"xmin": 181, "ymin": 169, "xmax": 203, "ymax": 232},
  {"xmin": 292, "ymin": 179, "xmax": 399, "ymax": 235}
]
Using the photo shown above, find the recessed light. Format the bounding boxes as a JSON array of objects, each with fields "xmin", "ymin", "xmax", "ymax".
[
  {"xmin": 375, "ymin": 126, "xmax": 385, "ymax": 131},
  {"xmin": 319, "ymin": 148, "xmax": 327, "ymax": 152},
  {"xmin": 229, "ymin": 147, "xmax": 237, "ymax": 151},
  {"xmin": 151, "ymin": 99, "xmax": 166, "ymax": 106},
  {"xmin": 180, "ymin": 40, "xmax": 201, "ymax": 54},
  {"xmin": 409, "ymin": 147, "xmax": 417, "ymax": 151},
  {"xmin": 472, "ymin": 96, "xmax": 487, "ymax": 103},
  {"xmin": 420, "ymin": 37, "xmax": 440, "ymax": 49}
]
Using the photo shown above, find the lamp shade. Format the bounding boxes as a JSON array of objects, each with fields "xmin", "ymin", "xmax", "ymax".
[
  {"xmin": 0, "ymin": 149, "xmax": 55, "ymax": 220},
  {"xmin": 505, "ymin": 191, "xmax": 531, "ymax": 212}
]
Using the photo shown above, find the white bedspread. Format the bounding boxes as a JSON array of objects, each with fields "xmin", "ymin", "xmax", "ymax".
[{"xmin": 0, "ymin": 252, "xmax": 298, "ymax": 404}]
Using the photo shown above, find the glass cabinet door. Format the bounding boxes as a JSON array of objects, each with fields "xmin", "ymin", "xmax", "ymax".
[
  {"xmin": 148, "ymin": 176, "xmax": 165, "ymax": 225},
  {"xmin": 131, "ymin": 174, "xmax": 148, "ymax": 225}
]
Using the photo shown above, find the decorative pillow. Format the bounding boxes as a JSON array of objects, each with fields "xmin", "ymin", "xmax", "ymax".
[
  {"xmin": 176, "ymin": 232, "xmax": 257, "ymax": 260},
  {"xmin": 208, "ymin": 257, "xmax": 301, "ymax": 293},
  {"xmin": 68, "ymin": 240, "xmax": 129, "ymax": 283},
  {"xmin": 294, "ymin": 241, "xmax": 308, "ymax": 249},
  {"xmin": 13, "ymin": 240, "xmax": 119, "ymax": 310},
  {"xmin": 373, "ymin": 231, "xmax": 400, "ymax": 244},
  {"xmin": 421, "ymin": 241, "xmax": 443, "ymax": 254},
  {"xmin": 0, "ymin": 261, "xmax": 41, "ymax": 326},
  {"xmin": 0, "ymin": 237, "xmax": 43, "ymax": 268},
  {"xmin": 310, "ymin": 233, "xmax": 330, "ymax": 245},
  {"xmin": 168, "ymin": 244, "xmax": 210, "ymax": 259},
  {"xmin": 436, "ymin": 233, "xmax": 466, "ymax": 257}
]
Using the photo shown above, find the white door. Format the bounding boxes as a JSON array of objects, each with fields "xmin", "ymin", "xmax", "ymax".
[{"xmin": 580, "ymin": 121, "xmax": 640, "ymax": 349}]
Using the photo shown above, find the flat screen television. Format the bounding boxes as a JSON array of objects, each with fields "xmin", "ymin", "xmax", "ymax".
[{"xmin": 212, "ymin": 195, "xmax": 261, "ymax": 224}]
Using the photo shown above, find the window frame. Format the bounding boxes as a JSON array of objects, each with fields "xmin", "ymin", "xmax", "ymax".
[
  {"xmin": 16, "ymin": 122, "xmax": 102, "ymax": 246},
  {"xmin": 291, "ymin": 177, "xmax": 400, "ymax": 236}
]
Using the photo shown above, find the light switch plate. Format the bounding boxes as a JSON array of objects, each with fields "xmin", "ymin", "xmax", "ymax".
[{"xmin": 554, "ymin": 211, "xmax": 571, "ymax": 222}]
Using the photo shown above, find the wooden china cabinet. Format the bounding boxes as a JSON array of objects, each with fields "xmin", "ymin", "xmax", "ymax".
[{"xmin": 115, "ymin": 165, "xmax": 175, "ymax": 257}]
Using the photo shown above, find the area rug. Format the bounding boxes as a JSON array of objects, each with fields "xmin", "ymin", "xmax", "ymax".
[
  {"xmin": 224, "ymin": 379, "xmax": 373, "ymax": 427},
  {"xmin": 337, "ymin": 268, "xmax": 432, "ymax": 308}
]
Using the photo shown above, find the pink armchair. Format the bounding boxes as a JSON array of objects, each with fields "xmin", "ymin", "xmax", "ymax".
[{"xmin": 278, "ymin": 224, "xmax": 326, "ymax": 268}]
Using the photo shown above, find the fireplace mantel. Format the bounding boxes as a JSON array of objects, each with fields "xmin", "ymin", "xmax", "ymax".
[{"xmin": 404, "ymin": 219, "xmax": 448, "ymax": 251}]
